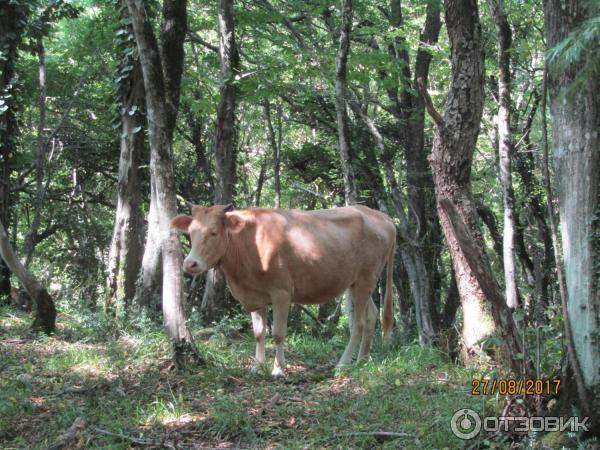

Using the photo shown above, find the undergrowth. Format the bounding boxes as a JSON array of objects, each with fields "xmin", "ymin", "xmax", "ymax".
[{"xmin": 0, "ymin": 305, "xmax": 587, "ymax": 449}]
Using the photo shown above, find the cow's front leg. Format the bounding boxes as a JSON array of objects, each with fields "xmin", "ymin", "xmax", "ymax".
[
  {"xmin": 270, "ymin": 291, "xmax": 290, "ymax": 378},
  {"xmin": 251, "ymin": 308, "xmax": 267, "ymax": 372}
]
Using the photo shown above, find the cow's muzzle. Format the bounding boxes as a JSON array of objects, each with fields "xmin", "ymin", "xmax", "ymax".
[{"xmin": 183, "ymin": 256, "xmax": 208, "ymax": 275}]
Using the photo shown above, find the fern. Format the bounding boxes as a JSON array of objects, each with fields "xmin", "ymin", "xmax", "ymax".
[{"xmin": 546, "ymin": 6, "xmax": 600, "ymax": 94}]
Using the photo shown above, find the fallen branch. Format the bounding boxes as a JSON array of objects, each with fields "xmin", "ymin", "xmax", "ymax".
[
  {"xmin": 45, "ymin": 416, "xmax": 86, "ymax": 450},
  {"xmin": 92, "ymin": 426, "xmax": 162, "ymax": 447},
  {"xmin": 333, "ymin": 431, "xmax": 411, "ymax": 441}
]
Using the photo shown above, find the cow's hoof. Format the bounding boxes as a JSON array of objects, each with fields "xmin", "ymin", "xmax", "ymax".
[{"xmin": 271, "ymin": 367, "xmax": 286, "ymax": 379}]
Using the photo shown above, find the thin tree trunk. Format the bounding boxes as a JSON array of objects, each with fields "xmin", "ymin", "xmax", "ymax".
[
  {"xmin": 263, "ymin": 100, "xmax": 281, "ymax": 208},
  {"xmin": 0, "ymin": 223, "xmax": 55, "ymax": 333},
  {"xmin": 372, "ymin": 0, "xmax": 442, "ymax": 343},
  {"xmin": 419, "ymin": 0, "xmax": 526, "ymax": 374},
  {"xmin": 544, "ymin": 0, "xmax": 599, "ymax": 427},
  {"xmin": 489, "ymin": 0, "xmax": 519, "ymax": 309},
  {"xmin": 334, "ymin": 0, "xmax": 357, "ymax": 206},
  {"xmin": 21, "ymin": 37, "xmax": 47, "ymax": 268},
  {"xmin": 201, "ymin": 0, "xmax": 240, "ymax": 323},
  {"xmin": 106, "ymin": 4, "xmax": 145, "ymax": 313},
  {"xmin": 334, "ymin": 0, "xmax": 356, "ymax": 328},
  {"xmin": 514, "ymin": 91, "xmax": 552, "ymax": 302},
  {"xmin": 126, "ymin": 0, "xmax": 198, "ymax": 366}
]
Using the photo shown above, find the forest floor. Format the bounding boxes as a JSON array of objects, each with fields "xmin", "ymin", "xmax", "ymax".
[{"xmin": 0, "ymin": 306, "xmax": 577, "ymax": 449}]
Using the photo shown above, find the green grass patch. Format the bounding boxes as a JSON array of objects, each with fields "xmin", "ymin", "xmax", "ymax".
[{"xmin": 3, "ymin": 305, "xmax": 584, "ymax": 449}]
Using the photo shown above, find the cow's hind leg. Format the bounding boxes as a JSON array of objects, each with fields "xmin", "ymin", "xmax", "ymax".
[
  {"xmin": 251, "ymin": 308, "xmax": 267, "ymax": 372},
  {"xmin": 270, "ymin": 290, "xmax": 291, "ymax": 378},
  {"xmin": 336, "ymin": 287, "xmax": 369, "ymax": 367},
  {"xmin": 357, "ymin": 297, "xmax": 378, "ymax": 361}
]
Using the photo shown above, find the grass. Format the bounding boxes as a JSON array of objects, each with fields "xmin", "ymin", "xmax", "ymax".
[{"xmin": 0, "ymin": 305, "xmax": 587, "ymax": 449}]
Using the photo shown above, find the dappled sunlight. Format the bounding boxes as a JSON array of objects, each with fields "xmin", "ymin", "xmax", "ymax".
[{"xmin": 1, "ymin": 311, "xmax": 484, "ymax": 449}]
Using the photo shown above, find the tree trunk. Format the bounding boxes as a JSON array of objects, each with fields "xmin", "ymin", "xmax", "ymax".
[
  {"xmin": 126, "ymin": 0, "xmax": 198, "ymax": 366},
  {"xmin": 544, "ymin": 0, "xmax": 600, "ymax": 430},
  {"xmin": 514, "ymin": 91, "xmax": 552, "ymax": 307},
  {"xmin": 136, "ymin": 182, "xmax": 162, "ymax": 310},
  {"xmin": 263, "ymin": 100, "xmax": 281, "ymax": 208},
  {"xmin": 334, "ymin": 0, "xmax": 357, "ymax": 328},
  {"xmin": 489, "ymin": 0, "xmax": 519, "ymax": 309},
  {"xmin": 21, "ymin": 37, "xmax": 47, "ymax": 268},
  {"xmin": 334, "ymin": 0, "xmax": 357, "ymax": 206},
  {"xmin": 374, "ymin": 0, "xmax": 442, "ymax": 343},
  {"xmin": 201, "ymin": 0, "xmax": 240, "ymax": 323},
  {"xmin": 420, "ymin": 0, "xmax": 525, "ymax": 373},
  {"xmin": 0, "ymin": 2, "xmax": 29, "ymax": 297},
  {"xmin": 0, "ymin": 223, "xmax": 55, "ymax": 333},
  {"xmin": 106, "ymin": 3, "xmax": 145, "ymax": 314}
]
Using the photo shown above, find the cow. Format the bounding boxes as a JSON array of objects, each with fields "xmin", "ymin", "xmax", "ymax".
[{"xmin": 171, "ymin": 204, "xmax": 396, "ymax": 377}]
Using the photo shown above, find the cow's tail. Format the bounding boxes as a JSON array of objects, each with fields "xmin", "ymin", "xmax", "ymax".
[{"xmin": 382, "ymin": 239, "xmax": 396, "ymax": 341}]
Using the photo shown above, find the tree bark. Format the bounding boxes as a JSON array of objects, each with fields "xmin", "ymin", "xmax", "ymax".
[
  {"xmin": 201, "ymin": 0, "xmax": 240, "ymax": 323},
  {"xmin": 263, "ymin": 100, "xmax": 281, "ymax": 208},
  {"xmin": 544, "ymin": 0, "xmax": 600, "ymax": 429},
  {"xmin": 126, "ymin": 0, "xmax": 198, "ymax": 366},
  {"xmin": 369, "ymin": 0, "xmax": 441, "ymax": 343},
  {"xmin": 334, "ymin": 0, "xmax": 357, "ymax": 206},
  {"xmin": 420, "ymin": 0, "xmax": 525, "ymax": 373},
  {"xmin": 106, "ymin": 2, "xmax": 145, "ymax": 314},
  {"xmin": 489, "ymin": 0, "xmax": 519, "ymax": 309},
  {"xmin": 0, "ymin": 222, "xmax": 55, "ymax": 333},
  {"xmin": 0, "ymin": 1, "xmax": 29, "ymax": 297}
]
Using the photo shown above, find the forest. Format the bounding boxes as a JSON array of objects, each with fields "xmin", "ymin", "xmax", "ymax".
[{"xmin": 0, "ymin": 0, "xmax": 599, "ymax": 448}]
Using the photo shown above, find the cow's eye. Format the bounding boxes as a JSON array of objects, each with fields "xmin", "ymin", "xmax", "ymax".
[{"xmin": 210, "ymin": 231, "xmax": 218, "ymax": 237}]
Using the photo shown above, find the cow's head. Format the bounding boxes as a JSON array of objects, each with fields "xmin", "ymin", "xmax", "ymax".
[{"xmin": 171, "ymin": 204, "xmax": 244, "ymax": 274}]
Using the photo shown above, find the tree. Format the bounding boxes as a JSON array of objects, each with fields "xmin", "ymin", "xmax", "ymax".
[
  {"xmin": 385, "ymin": 0, "xmax": 442, "ymax": 343},
  {"xmin": 0, "ymin": 0, "xmax": 29, "ymax": 298},
  {"xmin": 488, "ymin": 0, "xmax": 519, "ymax": 309},
  {"xmin": 125, "ymin": 0, "xmax": 198, "ymax": 365},
  {"xmin": 420, "ymin": 0, "xmax": 525, "ymax": 372},
  {"xmin": 334, "ymin": 0, "xmax": 357, "ymax": 206},
  {"xmin": 544, "ymin": 0, "xmax": 600, "ymax": 430},
  {"xmin": 0, "ymin": 222, "xmax": 55, "ymax": 332},
  {"xmin": 200, "ymin": 0, "xmax": 240, "ymax": 323},
  {"xmin": 105, "ymin": 0, "xmax": 145, "ymax": 313}
]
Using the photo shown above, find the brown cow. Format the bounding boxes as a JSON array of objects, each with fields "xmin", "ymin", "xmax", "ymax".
[{"xmin": 172, "ymin": 204, "xmax": 396, "ymax": 377}]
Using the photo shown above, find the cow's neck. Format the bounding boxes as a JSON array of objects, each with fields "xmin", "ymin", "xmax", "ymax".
[{"xmin": 219, "ymin": 231, "xmax": 244, "ymax": 283}]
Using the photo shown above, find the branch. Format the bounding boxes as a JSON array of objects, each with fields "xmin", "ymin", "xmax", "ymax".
[
  {"xmin": 333, "ymin": 431, "xmax": 411, "ymax": 440},
  {"xmin": 45, "ymin": 416, "xmax": 86, "ymax": 450},
  {"xmin": 417, "ymin": 77, "xmax": 444, "ymax": 127},
  {"xmin": 91, "ymin": 426, "xmax": 161, "ymax": 447},
  {"xmin": 289, "ymin": 181, "xmax": 329, "ymax": 203},
  {"xmin": 186, "ymin": 32, "xmax": 218, "ymax": 53},
  {"xmin": 299, "ymin": 305, "xmax": 324, "ymax": 328}
]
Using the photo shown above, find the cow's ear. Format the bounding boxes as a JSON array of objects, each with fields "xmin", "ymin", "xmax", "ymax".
[
  {"xmin": 171, "ymin": 215, "xmax": 192, "ymax": 232},
  {"xmin": 225, "ymin": 213, "xmax": 244, "ymax": 233}
]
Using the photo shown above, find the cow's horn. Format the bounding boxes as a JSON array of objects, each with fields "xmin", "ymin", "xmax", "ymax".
[{"xmin": 224, "ymin": 203, "xmax": 235, "ymax": 212}]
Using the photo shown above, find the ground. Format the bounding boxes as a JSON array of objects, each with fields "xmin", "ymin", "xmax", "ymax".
[{"xmin": 0, "ymin": 306, "xmax": 579, "ymax": 449}]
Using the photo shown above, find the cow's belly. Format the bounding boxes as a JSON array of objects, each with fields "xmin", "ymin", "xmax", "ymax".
[
  {"xmin": 290, "ymin": 268, "xmax": 353, "ymax": 305},
  {"xmin": 226, "ymin": 280, "xmax": 270, "ymax": 312}
]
